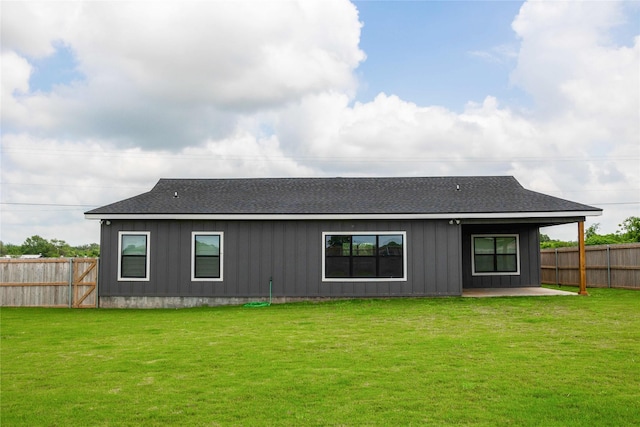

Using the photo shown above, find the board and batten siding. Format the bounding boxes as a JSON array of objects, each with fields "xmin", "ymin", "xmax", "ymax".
[
  {"xmin": 461, "ymin": 224, "xmax": 541, "ymax": 288},
  {"xmin": 98, "ymin": 219, "xmax": 463, "ymax": 305}
]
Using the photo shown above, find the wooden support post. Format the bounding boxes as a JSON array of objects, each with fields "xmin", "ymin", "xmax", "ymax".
[{"xmin": 578, "ymin": 221, "xmax": 588, "ymax": 295}]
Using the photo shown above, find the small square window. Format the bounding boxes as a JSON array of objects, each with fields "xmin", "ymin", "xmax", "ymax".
[
  {"xmin": 192, "ymin": 232, "xmax": 223, "ymax": 281},
  {"xmin": 472, "ymin": 235, "xmax": 520, "ymax": 276},
  {"xmin": 118, "ymin": 232, "xmax": 150, "ymax": 281}
]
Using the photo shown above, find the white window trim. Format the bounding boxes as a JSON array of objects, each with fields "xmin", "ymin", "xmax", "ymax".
[
  {"xmin": 471, "ymin": 234, "xmax": 520, "ymax": 276},
  {"xmin": 117, "ymin": 231, "xmax": 151, "ymax": 282},
  {"xmin": 322, "ymin": 231, "xmax": 408, "ymax": 282},
  {"xmin": 191, "ymin": 231, "xmax": 224, "ymax": 282}
]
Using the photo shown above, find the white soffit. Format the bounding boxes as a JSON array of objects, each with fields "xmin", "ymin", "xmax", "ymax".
[{"xmin": 85, "ymin": 211, "xmax": 602, "ymax": 221}]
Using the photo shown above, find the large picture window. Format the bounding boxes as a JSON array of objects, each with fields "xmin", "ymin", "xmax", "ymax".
[
  {"xmin": 191, "ymin": 232, "xmax": 223, "ymax": 281},
  {"xmin": 118, "ymin": 231, "xmax": 150, "ymax": 281},
  {"xmin": 472, "ymin": 234, "xmax": 520, "ymax": 275},
  {"xmin": 323, "ymin": 232, "xmax": 406, "ymax": 281}
]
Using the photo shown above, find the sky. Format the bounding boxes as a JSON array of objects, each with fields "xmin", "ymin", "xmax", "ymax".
[{"xmin": 1, "ymin": 0, "xmax": 639, "ymax": 246}]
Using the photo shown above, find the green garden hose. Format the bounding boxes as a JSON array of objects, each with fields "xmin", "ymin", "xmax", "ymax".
[{"xmin": 243, "ymin": 277, "xmax": 272, "ymax": 307}]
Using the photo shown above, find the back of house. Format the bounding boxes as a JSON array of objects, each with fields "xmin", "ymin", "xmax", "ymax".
[{"xmin": 85, "ymin": 176, "xmax": 601, "ymax": 308}]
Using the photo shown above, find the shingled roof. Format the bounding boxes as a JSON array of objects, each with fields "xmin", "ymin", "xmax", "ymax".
[{"xmin": 85, "ymin": 176, "xmax": 601, "ymax": 222}]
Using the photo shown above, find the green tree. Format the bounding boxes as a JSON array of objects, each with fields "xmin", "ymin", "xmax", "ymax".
[
  {"xmin": 0, "ymin": 241, "xmax": 22, "ymax": 257},
  {"xmin": 540, "ymin": 239, "xmax": 577, "ymax": 249},
  {"xmin": 618, "ymin": 216, "xmax": 640, "ymax": 242},
  {"xmin": 585, "ymin": 223, "xmax": 600, "ymax": 240},
  {"xmin": 2, "ymin": 237, "xmax": 99, "ymax": 258},
  {"xmin": 585, "ymin": 233, "xmax": 624, "ymax": 246},
  {"xmin": 50, "ymin": 239, "xmax": 75, "ymax": 257},
  {"xmin": 75, "ymin": 243, "xmax": 100, "ymax": 257},
  {"xmin": 21, "ymin": 235, "xmax": 55, "ymax": 257}
]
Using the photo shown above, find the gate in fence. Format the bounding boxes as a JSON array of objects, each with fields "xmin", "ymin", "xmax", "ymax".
[{"xmin": 0, "ymin": 258, "xmax": 98, "ymax": 308}]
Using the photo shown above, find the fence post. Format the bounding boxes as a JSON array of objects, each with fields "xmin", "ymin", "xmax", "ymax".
[
  {"xmin": 68, "ymin": 258, "xmax": 73, "ymax": 308},
  {"xmin": 606, "ymin": 245, "xmax": 611, "ymax": 288},
  {"xmin": 555, "ymin": 248, "xmax": 559, "ymax": 286}
]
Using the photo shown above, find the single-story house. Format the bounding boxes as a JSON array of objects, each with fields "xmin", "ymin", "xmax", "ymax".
[{"xmin": 85, "ymin": 176, "xmax": 601, "ymax": 308}]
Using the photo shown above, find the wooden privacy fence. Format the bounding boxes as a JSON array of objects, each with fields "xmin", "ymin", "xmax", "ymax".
[
  {"xmin": 0, "ymin": 258, "xmax": 98, "ymax": 308},
  {"xmin": 541, "ymin": 243, "xmax": 640, "ymax": 289}
]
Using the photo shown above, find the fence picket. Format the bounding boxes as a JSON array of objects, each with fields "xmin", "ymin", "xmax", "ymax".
[
  {"xmin": 0, "ymin": 258, "xmax": 98, "ymax": 307},
  {"xmin": 541, "ymin": 243, "xmax": 640, "ymax": 289}
]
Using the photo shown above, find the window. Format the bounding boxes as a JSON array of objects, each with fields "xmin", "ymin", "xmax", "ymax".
[
  {"xmin": 323, "ymin": 232, "xmax": 406, "ymax": 281},
  {"xmin": 118, "ymin": 231, "xmax": 150, "ymax": 281},
  {"xmin": 191, "ymin": 232, "xmax": 223, "ymax": 281},
  {"xmin": 472, "ymin": 234, "xmax": 520, "ymax": 275}
]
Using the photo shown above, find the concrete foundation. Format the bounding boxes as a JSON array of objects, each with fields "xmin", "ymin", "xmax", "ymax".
[
  {"xmin": 99, "ymin": 287, "xmax": 577, "ymax": 308},
  {"xmin": 99, "ymin": 295, "xmax": 350, "ymax": 308}
]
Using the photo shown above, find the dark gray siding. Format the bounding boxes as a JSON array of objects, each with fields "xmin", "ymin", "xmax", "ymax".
[
  {"xmin": 98, "ymin": 219, "xmax": 463, "ymax": 299},
  {"xmin": 461, "ymin": 224, "xmax": 541, "ymax": 288}
]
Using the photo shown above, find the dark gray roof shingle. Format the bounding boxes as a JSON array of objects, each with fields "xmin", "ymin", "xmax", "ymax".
[{"xmin": 85, "ymin": 176, "xmax": 601, "ymax": 216}]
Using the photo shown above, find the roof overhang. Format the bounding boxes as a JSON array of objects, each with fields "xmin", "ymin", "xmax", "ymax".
[{"xmin": 85, "ymin": 210, "xmax": 601, "ymax": 222}]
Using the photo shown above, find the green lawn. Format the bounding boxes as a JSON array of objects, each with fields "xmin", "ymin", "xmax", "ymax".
[{"xmin": 2, "ymin": 288, "xmax": 639, "ymax": 426}]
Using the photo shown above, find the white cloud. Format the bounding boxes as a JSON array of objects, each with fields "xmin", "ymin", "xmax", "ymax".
[
  {"xmin": 72, "ymin": 1, "xmax": 363, "ymax": 106},
  {"xmin": 0, "ymin": 2, "xmax": 81, "ymax": 57},
  {"xmin": 274, "ymin": 92, "xmax": 551, "ymax": 180},
  {"xmin": 468, "ymin": 44, "xmax": 518, "ymax": 65},
  {"xmin": 0, "ymin": 50, "xmax": 32, "ymax": 124},
  {"xmin": 1, "ymin": 0, "xmax": 364, "ymax": 149},
  {"xmin": 511, "ymin": 1, "xmax": 639, "ymax": 120}
]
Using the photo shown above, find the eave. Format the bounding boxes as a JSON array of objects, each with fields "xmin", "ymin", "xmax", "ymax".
[{"xmin": 84, "ymin": 210, "xmax": 601, "ymax": 223}]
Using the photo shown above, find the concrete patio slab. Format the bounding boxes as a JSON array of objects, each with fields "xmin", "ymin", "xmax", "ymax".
[{"xmin": 462, "ymin": 287, "xmax": 578, "ymax": 297}]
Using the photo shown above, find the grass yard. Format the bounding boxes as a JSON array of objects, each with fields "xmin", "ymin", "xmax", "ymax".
[{"xmin": 1, "ymin": 288, "xmax": 639, "ymax": 426}]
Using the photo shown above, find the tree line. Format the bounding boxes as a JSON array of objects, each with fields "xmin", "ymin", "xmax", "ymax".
[
  {"xmin": 541, "ymin": 216, "xmax": 640, "ymax": 249},
  {"xmin": 0, "ymin": 235, "xmax": 99, "ymax": 258}
]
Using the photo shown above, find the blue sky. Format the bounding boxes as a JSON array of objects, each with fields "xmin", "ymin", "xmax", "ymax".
[
  {"xmin": 28, "ymin": 42, "xmax": 84, "ymax": 93},
  {"xmin": 355, "ymin": 1, "xmax": 529, "ymax": 110},
  {"xmin": 1, "ymin": 0, "xmax": 639, "ymax": 245}
]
